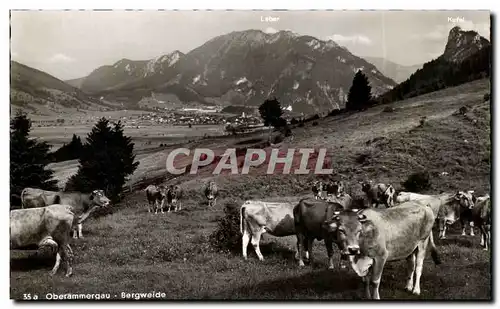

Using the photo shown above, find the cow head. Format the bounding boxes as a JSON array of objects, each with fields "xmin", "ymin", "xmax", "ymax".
[
  {"xmin": 323, "ymin": 209, "xmax": 372, "ymax": 256},
  {"xmin": 90, "ymin": 190, "xmax": 111, "ymax": 207},
  {"xmin": 158, "ymin": 185, "xmax": 168, "ymax": 199},
  {"xmin": 454, "ymin": 190, "xmax": 475, "ymax": 210}
]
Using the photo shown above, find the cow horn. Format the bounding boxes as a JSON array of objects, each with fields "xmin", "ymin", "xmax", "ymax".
[
  {"xmin": 358, "ymin": 214, "xmax": 367, "ymax": 222},
  {"xmin": 333, "ymin": 211, "xmax": 341, "ymax": 215},
  {"xmin": 351, "ymin": 208, "xmax": 359, "ymax": 212}
]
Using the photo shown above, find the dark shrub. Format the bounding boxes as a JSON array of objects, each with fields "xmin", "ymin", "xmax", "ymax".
[
  {"xmin": 312, "ymin": 121, "xmax": 319, "ymax": 126},
  {"xmin": 484, "ymin": 93, "xmax": 490, "ymax": 102},
  {"xmin": 402, "ymin": 171, "xmax": 431, "ymax": 193},
  {"xmin": 298, "ymin": 122, "xmax": 305, "ymax": 128},
  {"xmin": 290, "ymin": 118, "xmax": 299, "ymax": 125},
  {"xmin": 209, "ymin": 201, "xmax": 241, "ymax": 253},
  {"xmin": 382, "ymin": 107, "xmax": 395, "ymax": 113}
]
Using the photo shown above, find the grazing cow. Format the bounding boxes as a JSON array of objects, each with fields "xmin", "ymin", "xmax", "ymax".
[
  {"xmin": 326, "ymin": 192, "xmax": 353, "ymax": 210},
  {"xmin": 325, "ymin": 180, "xmax": 346, "ymax": 198},
  {"xmin": 437, "ymin": 191, "xmax": 478, "ymax": 239},
  {"xmin": 20, "ymin": 188, "xmax": 110, "ymax": 239},
  {"xmin": 441, "ymin": 194, "xmax": 491, "ymax": 250},
  {"xmin": 361, "ymin": 182, "xmax": 396, "ymax": 208},
  {"xmin": 293, "ymin": 198, "xmax": 346, "ymax": 269},
  {"xmin": 10, "ymin": 204, "xmax": 75, "ymax": 277},
  {"xmin": 145, "ymin": 185, "xmax": 167, "ymax": 214},
  {"xmin": 204, "ymin": 181, "xmax": 218, "ymax": 208},
  {"xmin": 323, "ymin": 203, "xmax": 441, "ymax": 299},
  {"xmin": 240, "ymin": 200, "xmax": 297, "ymax": 261},
  {"xmin": 167, "ymin": 185, "xmax": 183, "ymax": 212},
  {"xmin": 395, "ymin": 192, "xmax": 452, "ymax": 217},
  {"xmin": 312, "ymin": 181, "xmax": 325, "ymax": 200}
]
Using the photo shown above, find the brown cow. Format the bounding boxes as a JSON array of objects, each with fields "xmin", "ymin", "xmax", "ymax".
[
  {"xmin": 10, "ymin": 204, "xmax": 75, "ymax": 277},
  {"xmin": 145, "ymin": 185, "xmax": 168, "ymax": 214},
  {"xmin": 204, "ymin": 181, "xmax": 218, "ymax": 208},
  {"xmin": 167, "ymin": 185, "xmax": 183, "ymax": 212},
  {"xmin": 324, "ymin": 203, "xmax": 441, "ymax": 299},
  {"xmin": 293, "ymin": 198, "xmax": 347, "ymax": 269},
  {"xmin": 361, "ymin": 182, "xmax": 396, "ymax": 208},
  {"xmin": 21, "ymin": 188, "xmax": 110, "ymax": 239}
]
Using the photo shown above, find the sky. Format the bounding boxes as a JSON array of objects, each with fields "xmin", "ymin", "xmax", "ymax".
[{"xmin": 10, "ymin": 10, "xmax": 491, "ymax": 80}]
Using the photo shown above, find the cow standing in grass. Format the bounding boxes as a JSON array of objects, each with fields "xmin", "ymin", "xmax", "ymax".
[
  {"xmin": 204, "ymin": 181, "xmax": 218, "ymax": 208},
  {"xmin": 323, "ymin": 203, "xmax": 441, "ymax": 299},
  {"xmin": 294, "ymin": 198, "xmax": 347, "ymax": 270},
  {"xmin": 145, "ymin": 185, "xmax": 167, "ymax": 214},
  {"xmin": 312, "ymin": 181, "xmax": 325, "ymax": 200},
  {"xmin": 10, "ymin": 204, "xmax": 75, "ymax": 277},
  {"xmin": 361, "ymin": 182, "xmax": 396, "ymax": 208},
  {"xmin": 240, "ymin": 200, "xmax": 298, "ymax": 261},
  {"xmin": 21, "ymin": 188, "xmax": 110, "ymax": 239},
  {"xmin": 167, "ymin": 185, "xmax": 183, "ymax": 212},
  {"xmin": 440, "ymin": 193, "xmax": 491, "ymax": 250}
]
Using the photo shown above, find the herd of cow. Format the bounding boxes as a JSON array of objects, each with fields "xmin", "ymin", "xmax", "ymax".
[
  {"xmin": 9, "ymin": 181, "xmax": 219, "ymax": 279},
  {"xmin": 240, "ymin": 179, "xmax": 491, "ymax": 299},
  {"xmin": 10, "ymin": 177, "xmax": 491, "ymax": 300}
]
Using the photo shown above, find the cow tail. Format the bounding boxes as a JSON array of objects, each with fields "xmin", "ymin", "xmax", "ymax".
[
  {"xmin": 240, "ymin": 205, "xmax": 246, "ymax": 235},
  {"xmin": 428, "ymin": 231, "xmax": 442, "ymax": 265}
]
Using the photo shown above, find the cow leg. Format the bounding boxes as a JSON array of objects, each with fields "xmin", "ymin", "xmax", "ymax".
[
  {"xmin": 51, "ymin": 252, "xmax": 62, "ymax": 276},
  {"xmin": 325, "ymin": 239, "xmax": 335, "ymax": 270},
  {"xmin": 78, "ymin": 223, "xmax": 84, "ymax": 238},
  {"xmin": 405, "ymin": 252, "xmax": 416, "ymax": 292},
  {"xmin": 461, "ymin": 218, "xmax": 466, "ymax": 236},
  {"xmin": 469, "ymin": 221, "xmax": 475, "ymax": 236},
  {"xmin": 251, "ymin": 230, "xmax": 265, "ymax": 261},
  {"xmin": 61, "ymin": 244, "xmax": 73, "ymax": 277},
  {"xmin": 306, "ymin": 238, "xmax": 314, "ymax": 266},
  {"xmin": 296, "ymin": 234, "xmax": 306, "ymax": 267},
  {"xmin": 72, "ymin": 227, "xmax": 78, "ymax": 239},
  {"xmin": 369, "ymin": 255, "xmax": 387, "ymax": 300},
  {"xmin": 363, "ymin": 275, "xmax": 372, "ymax": 299},
  {"xmin": 480, "ymin": 230, "xmax": 485, "ymax": 247},
  {"xmin": 242, "ymin": 225, "xmax": 251, "ymax": 260},
  {"xmin": 412, "ymin": 239, "xmax": 429, "ymax": 295}
]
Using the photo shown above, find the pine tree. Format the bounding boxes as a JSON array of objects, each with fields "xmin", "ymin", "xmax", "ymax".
[
  {"xmin": 10, "ymin": 111, "xmax": 58, "ymax": 207},
  {"xmin": 51, "ymin": 134, "xmax": 83, "ymax": 162},
  {"xmin": 346, "ymin": 70, "xmax": 373, "ymax": 111},
  {"xmin": 259, "ymin": 98, "xmax": 284, "ymax": 127},
  {"xmin": 65, "ymin": 118, "xmax": 139, "ymax": 202}
]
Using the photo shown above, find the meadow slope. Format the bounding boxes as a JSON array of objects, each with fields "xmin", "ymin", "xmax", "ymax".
[{"xmin": 10, "ymin": 79, "xmax": 491, "ymax": 300}]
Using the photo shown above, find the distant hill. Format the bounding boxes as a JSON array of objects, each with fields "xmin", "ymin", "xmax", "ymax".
[
  {"xmin": 65, "ymin": 76, "xmax": 86, "ymax": 88},
  {"xmin": 10, "ymin": 61, "xmax": 113, "ymax": 116},
  {"xmin": 74, "ymin": 30, "xmax": 397, "ymax": 114},
  {"xmin": 364, "ymin": 57, "xmax": 422, "ymax": 83},
  {"xmin": 380, "ymin": 26, "xmax": 491, "ymax": 104}
]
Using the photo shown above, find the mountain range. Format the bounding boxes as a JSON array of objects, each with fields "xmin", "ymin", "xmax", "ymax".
[
  {"xmin": 66, "ymin": 30, "xmax": 397, "ymax": 114},
  {"xmin": 11, "ymin": 26, "xmax": 490, "ymax": 116},
  {"xmin": 10, "ymin": 61, "xmax": 114, "ymax": 116}
]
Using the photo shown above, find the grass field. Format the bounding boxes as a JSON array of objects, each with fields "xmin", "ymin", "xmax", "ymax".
[{"xmin": 10, "ymin": 79, "xmax": 492, "ymax": 300}]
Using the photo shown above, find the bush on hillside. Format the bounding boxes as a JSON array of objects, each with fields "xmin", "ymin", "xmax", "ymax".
[
  {"xmin": 312, "ymin": 121, "xmax": 319, "ymax": 126},
  {"xmin": 209, "ymin": 201, "xmax": 242, "ymax": 253},
  {"xmin": 383, "ymin": 107, "xmax": 396, "ymax": 113},
  {"xmin": 346, "ymin": 71, "xmax": 373, "ymax": 111},
  {"xmin": 298, "ymin": 122, "xmax": 305, "ymax": 128},
  {"xmin": 402, "ymin": 171, "xmax": 431, "ymax": 193},
  {"xmin": 484, "ymin": 93, "xmax": 490, "ymax": 102}
]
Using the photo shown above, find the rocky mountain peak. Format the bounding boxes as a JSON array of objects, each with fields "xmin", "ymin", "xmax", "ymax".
[{"xmin": 442, "ymin": 26, "xmax": 490, "ymax": 62}]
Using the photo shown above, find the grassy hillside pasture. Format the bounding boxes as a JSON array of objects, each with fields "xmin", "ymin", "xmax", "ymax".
[{"xmin": 10, "ymin": 79, "xmax": 491, "ymax": 300}]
